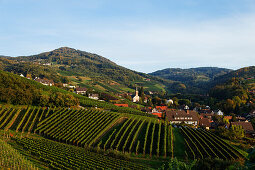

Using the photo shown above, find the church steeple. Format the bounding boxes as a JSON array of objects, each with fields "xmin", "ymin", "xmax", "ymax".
[
  {"xmin": 133, "ymin": 87, "xmax": 140, "ymax": 102},
  {"xmin": 135, "ymin": 87, "xmax": 138, "ymax": 96}
]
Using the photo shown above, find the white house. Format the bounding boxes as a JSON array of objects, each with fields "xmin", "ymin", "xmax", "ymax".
[
  {"xmin": 215, "ymin": 110, "xmax": 223, "ymax": 116},
  {"xmin": 89, "ymin": 94, "xmax": 99, "ymax": 100}
]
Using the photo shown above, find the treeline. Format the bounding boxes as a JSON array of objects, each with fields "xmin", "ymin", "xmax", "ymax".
[
  {"xmin": 209, "ymin": 77, "xmax": 255, "ymax": 114},
  {"xmin": 0, "ymin": 71, "xmax": 79, "ymax": 107}
]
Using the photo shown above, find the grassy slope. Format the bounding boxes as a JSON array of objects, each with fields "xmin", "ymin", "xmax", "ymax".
[{"xmin": 173, "ymin": 128, "xmax": 186, "ymax": 159}]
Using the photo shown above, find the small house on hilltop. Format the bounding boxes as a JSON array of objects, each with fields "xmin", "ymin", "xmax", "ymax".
[
  {"xmin": 75, "ymin": 87, "xmax": 88, "ymax": 94},
  {"xmin": 88, "ymin": 94, "xmax": 99, "ymax": 100},
  {"xmin": 35, "ymin": 78, "xmax": 54, "ymax": 86}
]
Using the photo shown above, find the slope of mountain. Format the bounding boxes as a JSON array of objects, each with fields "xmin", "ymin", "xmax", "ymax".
[
  {"xmin": 0, "ymin": 70, "xmax": 151, "ymax": 116},
  {"xmin": 208, "ymin": 66, "xmax": 255, "ymax": 114},
  {"xmin": 210, "ymin": 66, "xmax": 255, "ymax": 87},
  {"xmin": 0, "ymin": 47, "xmax": 170, "ymax": 94},
  {"xmin": 149, "ymin": 67, "xmax": 232, "ymax": 94}
]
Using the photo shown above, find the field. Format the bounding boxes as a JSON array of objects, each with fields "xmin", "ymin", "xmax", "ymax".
[
  {"xmin": 0, "ymin": 138, "xmax": 38, "ymax": 169},
  {"xmin": 0, "ymin": 104, "xmax": 245, "ymax": 169},
  {"xmin": 181, "ymin": 126, "xmax": 243, "ymax": 160},
  {"xmin": 10, "ymin": 137, "xmax": 147, "ymax": 169}
]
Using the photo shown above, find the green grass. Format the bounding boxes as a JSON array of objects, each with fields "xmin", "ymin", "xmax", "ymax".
[{"xmin": 172, "ymin": 128, "xmax": 186, "ymax": 159}]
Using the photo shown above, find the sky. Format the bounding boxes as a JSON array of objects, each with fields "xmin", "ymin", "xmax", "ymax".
[{"xmin": 1, "ymin": 0, "xmax": 255, "ymax": 73}]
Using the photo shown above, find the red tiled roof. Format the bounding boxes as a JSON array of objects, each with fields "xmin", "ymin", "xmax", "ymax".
[
  {"xmin": 199, "ymin": 118, "xmax": 211, "ymax": 127},
  {"xmin": 114, "ymin": 104, "xmax": 129, "ymax": 107},
  {"xmin": 76, "ymin": 87, "xmax": 88, "ymax": 91},
  {"xmin": 231, "ymin": 121, "xmax": 254, "ymax": 133},
  {"xmin": 224, "ymin": 116, "xmax": 232, "ymax": 120},
  {"xmin": 152, "ymin": 112, "xmax": 162, "ymax": 118},
  {"xmin": 166, "ymin": 110, "xmax": 199, "ymax": 122},
  {"xmin": 156, "ymin": 106, "xmax": 168, "ymax": 111}
]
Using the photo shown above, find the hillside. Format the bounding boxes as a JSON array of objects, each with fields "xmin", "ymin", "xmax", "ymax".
[
  {"xmin": 210, "ymin": 66, "xmax": 255, "ymax": 87},
  {"xmin": 0, "ymin": 70, "xmax": 152, "ymax": 116},
  {"xmin": 149, "ymin": 67, "xmax": 232, "ymax": 94},
  {"xmin": 0, "ymin": 47, "xmax": 171, "ymax": 94},
  {"xmin": 208, "ymin": 66, "xmax": 255, "ymax": 114}
]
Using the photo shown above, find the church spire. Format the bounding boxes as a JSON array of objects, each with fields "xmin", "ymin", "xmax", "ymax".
[{"xmin": 135, "ymin": 87, "xmax": 138, "ymax": 96}]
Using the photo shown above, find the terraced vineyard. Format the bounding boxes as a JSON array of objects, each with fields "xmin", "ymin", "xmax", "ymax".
[
  {"xmin": 12, "ymin": 137, "xmax": 147, "ymax": 169},
  {"xmin": 35, "ymin": 108, "xmax": 122, "ymax": 147},
  {"xmin": 98, "ymin": 119, "xmax": 174, "ymax": 158},
  {"xmin": 0, "ymin": 105, "xmax": 243, "ymax": 161},
  {"xmin": 0, "ymin": 106, "xmax": 53, "ymax": 133},
  {"xmin": 181, "ymin": 126, "xmax": 243, "ymax": 160},
  {"xmin": 0, "ymin": 138, "xmax": 38, "ymax": 169}
]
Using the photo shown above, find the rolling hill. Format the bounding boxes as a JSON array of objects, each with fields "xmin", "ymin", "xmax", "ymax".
[
  {"xmin": 149, "ymin": 67, "xmax": 232, "ymax": 94},
  {"xmin": 0, "ymin": 47, "xmax": 171, "ymax": 94}
]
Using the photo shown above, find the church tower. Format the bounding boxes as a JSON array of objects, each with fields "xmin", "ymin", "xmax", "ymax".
[
  {"xmin": 135, "ymin": 87, "xmax": 138, "ymax": 96},
  {"xmin": 133, "ymin": 87, "xmax": 140, "ymax": 102}
]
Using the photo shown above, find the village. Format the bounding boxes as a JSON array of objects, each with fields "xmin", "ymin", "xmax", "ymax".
[{"xmin": 20, "ymin": 73, "xmax": 255, "ymax": 139}]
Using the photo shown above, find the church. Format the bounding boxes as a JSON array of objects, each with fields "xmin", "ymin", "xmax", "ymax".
[{"xmin": 133, "ymin": 87, "xmax": 140, "ymax": 102}]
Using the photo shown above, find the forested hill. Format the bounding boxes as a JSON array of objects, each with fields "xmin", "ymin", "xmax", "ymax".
[
  {"xmin": 149, "ymin": 67, "xmax": 232, "ymax": 82},
  {"xmin": 208, "ymin": 66, "xmax": 255, "ymax": 114},
  {"xmin": 211, "ymin": 66, "xmax": 255, "ymax": 87},
  {"xmin": 0, "ymin": 47, "xmax": 171, "ymax": 94},
  {"xmin": 149, "ymin": 67, "xmax": 232, "ymax": 94}
]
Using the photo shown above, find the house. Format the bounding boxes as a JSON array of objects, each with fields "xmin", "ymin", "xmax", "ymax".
[
  {"xmin": 236, "ymin": 116, "xmax": 246, "ymax": 121},
  {"xmin": 156, "ymin": 106, "xmax": 168, "ymax": 111},
  {"xmin": 152, "ymin": 112, "xmax": 162, "ymax": 118},
  {"xmin": 114, "ymin": 104, "xmax": 129, "ymax": 107},
  {"xmin": 166, "ymin": 99, "xmax": 173, "ymax": 105},
  {"xmin": 166, "ymin": 109, "xmax": 199, "ymax": 126},
  {"xmin": 144, "ymin": 97, "xmax": 148, "ymax": 103},
  {"xmin": 231, "ymin": 121, "xmax": 255, "ymax": 135},
  {"xmin": 26, "ymin": 74, "xmax": 32, "ymax": 79},
  {"xmin": 35, "ymin": 78, "xmax": 54, "ymax": 86},
  {"xmin": 88, "ymin": 94, "xmax": 99, "ymax": 100},
  {"xmin": 199, "ymin": 117, "xmax": 211, "ymax": 130},
  {"xmin": 151, "ymin": 108, "xmax": 162, "ymax": 118},
  {"xmin": 224, "ymin": 116, "xmax": 233, "ymax": 121},
  {"xmin": 75, "ymin": 87, "xmax": 88, "ymax": 94},
  {"xmin": 200, "ymin": 113, "xmax": 214, "ymax": 119},
  {"xmin": 215, "ymin": 110, "xmax": 223, "ymax": 116},
  {"xmin": 133, "ymin": 87, "xmax": 139, "ymax": 102},
  {"xmin": 68, "ymin": 85, "xmax": 76, "ymax": 89}
]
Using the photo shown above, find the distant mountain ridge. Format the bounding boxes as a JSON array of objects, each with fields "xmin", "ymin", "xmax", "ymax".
[
  {"xmin": 149, "ymin": 67, "xmax": 232, "ymax": 82},
  {"xmin": 149, "ymin": 67, "xmax": 232, "ymax": 94}
]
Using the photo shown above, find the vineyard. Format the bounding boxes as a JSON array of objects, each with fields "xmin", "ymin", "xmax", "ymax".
[
  {"xmin": 35, "ymin": 108, "xmax": 122, "ymax": 147},
  {"xmin": 0, "ymin": 106, "xmax": 54, "ymax": 133},
  {"xmin": 0, "ymin": 105, "xmax": 244, "ymax": 161},
  {"xmin": 0, "ymin": 138, "xmax": 38, "ymax": 169},
  {"xmin": 11, "ymin": 137, "xmax": 147, "ymax": 169},
  {"xmin": 181, "ymin": 126, "xmax": 243, "ymax": 160},
  {"xmin": 97, "ymin": 118, "xmax": 174, "ymax": 158}
]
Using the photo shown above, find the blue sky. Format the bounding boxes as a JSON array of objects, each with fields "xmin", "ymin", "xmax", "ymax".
[{"xmin": 1, "ymin": 0, "xmax": 255, "ymax": 73}]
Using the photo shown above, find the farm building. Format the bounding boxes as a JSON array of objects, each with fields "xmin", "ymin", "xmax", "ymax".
[{"xmin": 166, "ymin": 109, "xmax": 199, "ymax": 126}]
